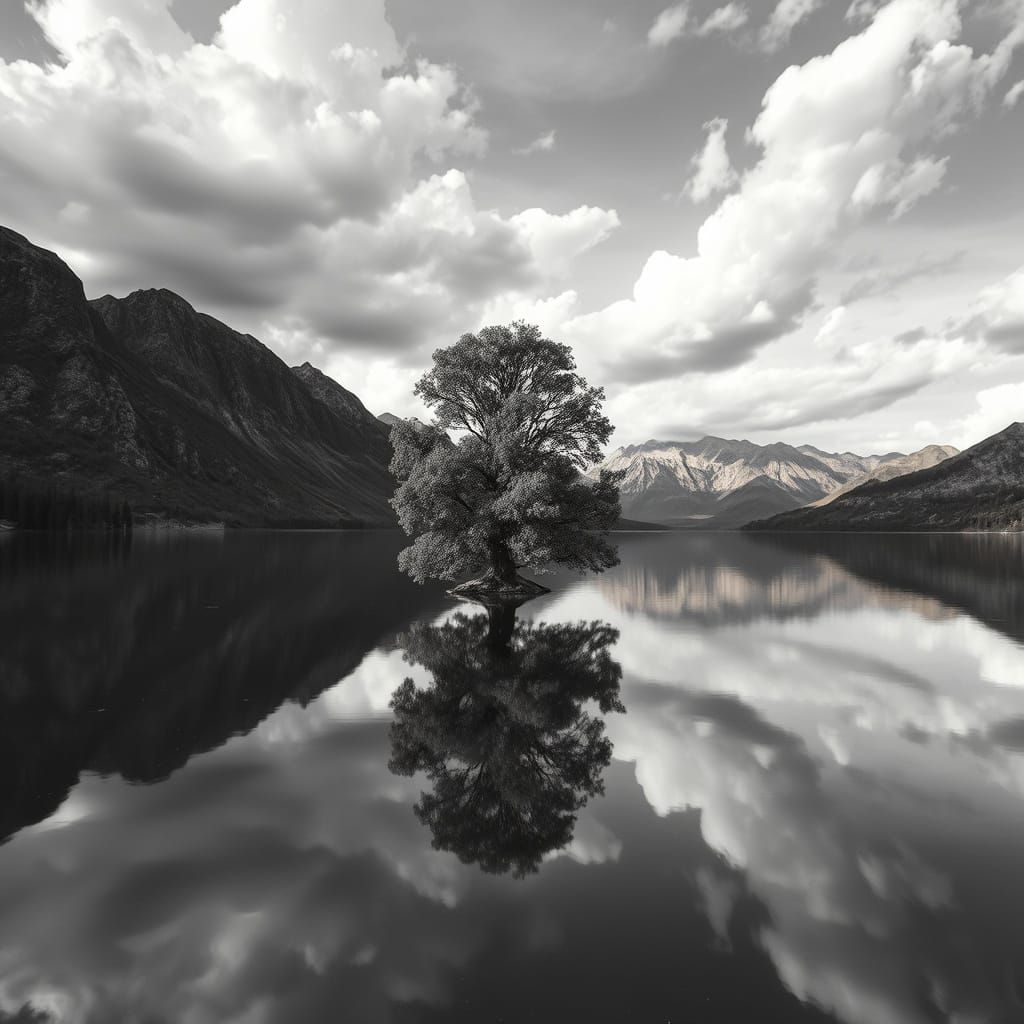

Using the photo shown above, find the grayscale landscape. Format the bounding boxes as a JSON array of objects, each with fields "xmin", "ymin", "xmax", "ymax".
[{"xmin": 1, "ymin": 1, "xmax": 1023, "ymax": 1022}]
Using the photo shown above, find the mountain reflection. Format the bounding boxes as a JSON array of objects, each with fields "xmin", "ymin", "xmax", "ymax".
[
  {"xmin": 389, "ymin": 604, "xmax": 623, "ymax": 877},
  {"xmin": 598, "ymin": 531, "xmax": 1024, "ymax": 642},
  {"xmin": 0, "ymin": 531, "xmax": 444, "ymax": 843}
]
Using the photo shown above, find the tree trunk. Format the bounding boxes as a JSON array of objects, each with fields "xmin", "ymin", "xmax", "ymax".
[
  {"xmin": 488, "ymin": 538, "xmax": 517, "ymax": 584},
  {"xmin": 485, "ymin": 601, "xmax": 518, "ymax": 656}
]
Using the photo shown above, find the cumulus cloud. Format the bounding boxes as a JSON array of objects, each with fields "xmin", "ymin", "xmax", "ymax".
[
  {"xmin": 684, "ymin": 117, "xmax": 738, "ymax": 203},
  {"xmin": 0, "ymin": 0, "xmax": 616, "ymax": 379},
  {"xmin": 1005, "ymin": 79, "xmax": 1024, "ymax": 107},
  {"xmin": 510, "ymin": 205, "xmax": 621, "ymax": 277},
  {"xmin": 562, "ymin": 0, "xmax": 1018, "ymax": 387},
  {"xmin": 956, "ymin": 382, "xmax": 1024, "ymax": 448},
  {"xmin": 604, "ymin": 326, "xmax": 982, "ymax": 439},
  {"xmin": 648, "ymin": 4, "xmax": 689, "ymax": 47}
]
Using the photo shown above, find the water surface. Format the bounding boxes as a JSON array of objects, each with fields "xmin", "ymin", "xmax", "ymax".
[{"xmin": 2, "ymin": 530, "xmax": 1024, "ymax": 1023}]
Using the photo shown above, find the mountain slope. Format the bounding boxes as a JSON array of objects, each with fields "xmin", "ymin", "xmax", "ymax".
[
  {"xmin": 0, "ymin": 226, "xmax": 395, "ymax": 525},
  {"xmin": 592, "ymin": 436, "xmax": 913, "ymax": 526},
  {"xmin": 747, "ymin": 424, "xmax": 1024, "ymax": 531},
  {"xmin": 807, "ymin": 444, "xmax": 958, "ymax": 507},
  {"xmin": 291, "ymin": 360, "xmax": 381, "ymax": 433}
]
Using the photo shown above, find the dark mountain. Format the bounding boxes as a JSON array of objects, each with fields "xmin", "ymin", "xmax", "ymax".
[
  {"xmin": 0, "ymin": 226, "xmax": 394, "ymax": 525},
  {"xmin": 747, "ymin": 423, "xmax": 1024, "ymax": 531},
  {"xmin": 291, "ymin": 360, "xmax": 380, "ymax": 431}
]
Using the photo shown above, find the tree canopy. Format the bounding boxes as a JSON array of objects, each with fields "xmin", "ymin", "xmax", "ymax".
[
  {"xmin": 388, "ymin": 608, "xmax": 623, "ymax": 877},
  {"xmin": 389, "ymin": 322, "xmax": 622, "ymax": 589}
]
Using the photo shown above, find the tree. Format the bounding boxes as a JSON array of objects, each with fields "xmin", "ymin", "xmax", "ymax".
[
  {"xmin": 390, "ymin": 322, "xmax": 623, "ymax": 594},
  {"xmin": 388, "ymin": 608, "xmax": 623, "ymax": 877}
]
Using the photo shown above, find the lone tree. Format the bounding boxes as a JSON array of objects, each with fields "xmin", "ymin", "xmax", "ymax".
[{"xmin": 390, "ymin": 322, "xmax": 622, "ymax": 597}]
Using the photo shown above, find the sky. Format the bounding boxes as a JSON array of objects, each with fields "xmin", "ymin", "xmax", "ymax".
[{"xmin": 0, "ymin": 0, "xmax": 1022, "ymax": 454}]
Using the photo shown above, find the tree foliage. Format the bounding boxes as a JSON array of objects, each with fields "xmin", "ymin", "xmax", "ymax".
[
  {"xmin": 390, "ymin": 322, "xmax": 622, "ymax": 584},
  {"xmin": 388, "ymin": 609, "xmax": 623, "ymax": 877}
]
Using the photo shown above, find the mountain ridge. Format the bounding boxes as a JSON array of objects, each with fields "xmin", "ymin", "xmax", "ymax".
[
  {"xmin": 747, "ymin": 424, "xmax": 1024, "ymax": 531},
  {"xmin": 0, "ymin": 225, "xmax": 395, "ymax": 526},
  {"xmin": 590, "ymin": 435, "xmax": 957, "ymax": 527}
]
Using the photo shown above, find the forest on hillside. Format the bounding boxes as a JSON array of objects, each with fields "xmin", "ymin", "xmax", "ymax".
[{"xmin": 0, "ymin": 474, "xmax": 133, "ymax": 531}]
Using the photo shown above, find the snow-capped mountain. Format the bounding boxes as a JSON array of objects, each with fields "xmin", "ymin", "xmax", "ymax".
[{"xmin": 591, "ymin": 436, "xmax": 954, "ymax": 527}]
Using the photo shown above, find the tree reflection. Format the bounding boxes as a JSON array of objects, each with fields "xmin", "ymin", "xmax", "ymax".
[{"xmin": 388, "ymin": 601, "xmax": 623, "ymax": 877}]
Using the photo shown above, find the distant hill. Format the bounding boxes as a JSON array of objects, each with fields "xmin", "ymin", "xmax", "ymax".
[
  {"xmin": 0, "ymin": 226, "xmax": 395, "ymax": 526},
  {"xmin": 378, "ymin": 412, "xmax": 429, "ymax": 432},
  {"xmin": 747, "ymin": 424, "xmax": 1024, "ymax": 531},
  {"xmin": 589, "ymin": 436, "xmax": 953, "ymax": 527},
  {"xmin": 613, "ymin": 516, "xmax": 672, "ymax": 531},
  {"xmin": 806, "ymin": 444, "xmax": 958, "ymax": 507}
]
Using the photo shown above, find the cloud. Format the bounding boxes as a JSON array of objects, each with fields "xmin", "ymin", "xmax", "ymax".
[
  {"xmin": 972, "ymin": 264, "xmax": 1024, "ymax": 351},
  {"xmin": 846, "ymin": 0, "xmax": 885, "ymax": 23},
  {"xmin": 563, "ymin": 0, "xmax": 1017, "ymax": 385},
  {"xmin": 684, "ymin": 117, "xmax": 738, "ymax": 203},
  {"xmin": 0, "ymin": 0, "xmax": 616, "ymax": 374},
  {"xmin": 893, "ymin": 326, "xmax": 927, "ymax": 345},
  {"xmin": 697, "ymin": 3, "xmax": 749, "ymax": 36},
  {"xmin": 510, "ymin": 205, "xmax": 621, "ymax": 277},
  {"xmin": 601, "ymin": 325, "xmax": 982, "ymax": 441},
  {"xmin": 515, "ymin": 129, "xmax": 557, "ymax": 155},
  {"xmin": 838, "ymin": 251, "xmax": 965, "ymax": 304},
  {"xmin": 1005, "ymin": 79, "xmax": 1024, "ymax": 107},
  {"xmin": 760, "ymin": 0, "xmax": 828, "ymax": 52},
  {"xmin": 956, "ymin": 381, "xmax": 1024, "ymax": 448},
  {"xmin": 648, "ymin": 4, "xmax": 689, "ymax": 47},
  {"xmin": 814, "ymin": 305, "xmax": 847, "ymax": 344},
  {"xmin": 647, "ymin": 2, "xmax": 747, "ymax": 47}
]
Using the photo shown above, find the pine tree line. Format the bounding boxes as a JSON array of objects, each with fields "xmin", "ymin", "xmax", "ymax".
[{"xmin": 0, "ymin": 474, "xmax": 133, "ymax": 531}]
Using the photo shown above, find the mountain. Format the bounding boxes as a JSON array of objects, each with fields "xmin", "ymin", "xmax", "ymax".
[
  {"xmin": 0, "ymin": 225, "xmax": 395, "ymax": 525},
  {"xmin": 747, "ymin": 424, "xmax": 1024, "ymax": 531},
  {"xmin": 806, "ymin": 444, "xmax": 958, "ymax": 507},
  {"xmin": 290, "ymin": 360, "xmax": 380, "ymax": 432},
  {"xmin": 378, "ymin": 412, "xmax": 429, "ymax": 432},
  {"xmin": 591, "ymin": 436, "xmax": 927, "ymax": 527}
]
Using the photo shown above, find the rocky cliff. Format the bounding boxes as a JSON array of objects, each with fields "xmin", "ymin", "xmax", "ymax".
[{"xmin": 0, "ymin": 226, "xmax": 395, "ymax": 525}]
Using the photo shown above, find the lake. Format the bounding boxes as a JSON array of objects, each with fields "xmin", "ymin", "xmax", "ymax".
[{"xmin": 2, "ymin": 529, "xmax": 1024, "ymax": 1024}]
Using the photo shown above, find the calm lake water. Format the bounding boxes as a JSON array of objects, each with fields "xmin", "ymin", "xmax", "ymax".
[{"xmin": 2, "ymin": 530, "xmax": 1024, "ymax": 1024}]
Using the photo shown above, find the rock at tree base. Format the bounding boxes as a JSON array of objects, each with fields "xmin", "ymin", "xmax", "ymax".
[{"xmin": 448, "ymin": 574, "xmax": 550, "ymax": 602}]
